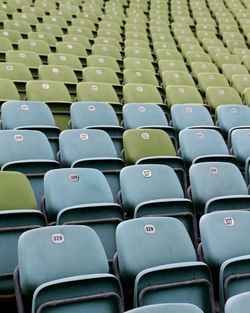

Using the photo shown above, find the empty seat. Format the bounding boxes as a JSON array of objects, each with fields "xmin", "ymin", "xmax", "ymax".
[
  {"xmin": 125, "ymin": 303, "xmax": 204, "ymax": 313},
  {"xmin": 162, "ymin": 71, "xmax": 195, "ymax": 89},
  {"xmin": 115, "ymin": 217, "xmax": 214, "ymax": 312},
  {"xmin": 197, "ymin": 73, "xmax": 229, "ymax": 95},
  {"xmin": 123, "ymin": 69, "xmax": 159, "ymax": 86},
  {"xmin": 159, "ymin": 60, "xmax": 188, "ymax": 75},
  {"xmin": 26, "ymin": 80, "xmax": 72, "ymax": 130},
  {"xmin": 119, "ymin": 164, "xmax": 196, "ymax": 243},
  {"xmin": 179, "ymin": 128, "xmax": 235, "ymax": 167},
  {"xmin": 191, "ymin": 62, "xmax": 219, "ymax": 80},
  {"xmin": 48, "ymin": 53, "xmax": 82, "ymax": 73},
  {"xmin": 206, "ymin": 87, "xmax": 242, "ymax": 112},
  {"xmin": 200, "ymin": 211, "xmax": 250, "ymax": 309},
  {"xmin": 59, "ymin": 129, "xmax": 124, "ymax": 200},
  {"xmin": 44, "ymin": 168, "xmax": 123, "ymax": 262},
  {"xmin": 0, "ymin": 78, "xmax": 20, "ymax": 102},
  {"xmin": 124, "ymin": 58, "xmax": 155, "ymax": 73},
  {"xmin": 0, "ymin": 130, "xmax": 60, "ymax": 204},
  {"xmin": 77, "ymin": 82, "xmax": 121, "ymax": 113},
  {"xmin": 225, "ymin": 292, "xmax": 250, "ymax": 313},
  {"xmin": 1, "ymin": 101, "xmax": 60, "ymax": 157},
  {"xmin": 123, "ymin": 84, "xmax": 163, "ymax": 106},
  {"xmin": 15, "ymin": 225, "xmax": 123, "ymax": 313},
  {"xmin": 231, "ymin": 74, "xmax": 250, "ymax": 96},
  {"xmin": 87, "ymin": 55, "xmax": 121, "ymax": 73},
  {"xmin": 0, "ymin": 171, "xmax": 46, "ymax": 300},
  {"xmin": 18, "ymin": 39, "xmax": 51, "ymax": 57},
  {"xmin": 222, "ymin": 64, "xmax": 249, "ymax": 83},
  {"xmin": 189, "ymin": 162, "xmax": 250, "ymax": 214},
  {"xmin": 171, "ymin": 104, "xmax": 215, "ymax": 133},
  {"xmin": 166, "ymin": 85, "xmax": 203, "ymax": 107},
  {"xmin": 70, "ymin": 101, "xmax": 124, "ymax": 155}
]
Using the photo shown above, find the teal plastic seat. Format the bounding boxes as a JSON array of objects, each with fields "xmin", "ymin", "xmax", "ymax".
[
  {"xmin": 119, "ymin": 164, "xmax": 197, "ymax": 244},
  {"xmin": 216, "ymin": 105, "xmax": 250, "ymax": 139},
  {"xmin": 15, "ymin": 225, "xmax": 123, "ymax": 313},
  {"xmin": 125, "ymin": 303, "xmax": 204, "ymax": 313},
  {"xmin": 171, "ymin": 104, "xmax": 215, "ymax": 133},
  {"xmin": 225, "ymin": 292, "xmax": 250, "ymax": 313},
  {"xmin": 70, "ymin": 101, "xmax": 124, "ymax": 155},
  {"xmin": 44, "ymin": 168, "xmax": 123, "ymax": 261},
  {"xmin": 179, "ymin": 128, "xmax": 236, "ymax": 167},
  {"xmin": 1, "ymin": 101, "xmax": 60, "ymax": 158},
  {"xmin": 200, "ymin": 211, "xmax": 250, "ymax": 309},
  {"xmin": 0, "ymin": 171, "xmax": 46, "ymax": 300},
  {"xmin": 59, "ymin": 129, "xmax": 124, "ymax": 200},
  {"xmin": 0, "ymin": 130, "xmax": 60, "ymax": 205},
  {"xmin": 189, "ymin": 162, "xmax": 250, "ymax": 215},
  {"xmin": 115, "ymin": 217, "xmax": 214, "ymax": 312}
]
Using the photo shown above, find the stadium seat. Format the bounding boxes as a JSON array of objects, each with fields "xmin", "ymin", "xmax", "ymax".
[
  {"xmin": 206, "ymin": 87, "xmax": 242, "ymax": 112},
  {"xmin": 214, "ymin": 53, "xmax": 240, "ymax": 71},
  {"xmin": 4, "ymin": 20, "xmax": 32, "ymax": 35},
  {"xmin": 119, "ymin": 164, "xmax": 197, "ymax": 244},
  {"xmin": 166, "ymin": 85, "xmax": 203, "ymax": 107},
  {"xmin": 0, "ymin": 29, "xmax": 22, "ymax": 45},
  {"xmin": 70, "ymin": 101, "xmax": 124, "ymax": 155},
  {"xmin": 189, "ymin": 162, "xmax": 250, "ymax": 214},
  {"xmin": 200, "ymin": 211, "xmax": 250, "ymax": 309},
  {"xmin": 231, "ymin": 74, "xmax": 250, "ymax": 96},
  {"xmin": 18, "ymin": 39, "xmax": 51, "ymax": 61},
  {"xmin": 0, "ymin": 129, "xmax": 60, "ymax": 204},
  {"xmin": 28, "ymin": 31, "xmax": 57, "ymax": 48},
  {"xmin": 162, "ymin": 71, "xmax": 195, "ymax": 89},
  {"xmin": 36, "ymin": 23, "xmax": 64, "ymax": 37},
  {"xmin": 0, "ymin": 37, "xmax": 13, "ymax": 61},
  {"xmin": 44, "ymin": 168, "xmax": 123, "ymax": 262},
  {"xmin": 222, "ymin": 64, "xmax": 249, "ymax": 83},
  {"xmin": 124, "ymin": 57, "xmax": 155, "ymax": 73},
  {"xmin": 159, "ymin": 60, "xmax": 188, "ymax": 75},
  {"xmin": 123, "ymin": 69, "xmax": 159, "ymax": 87},
  {"xmin": 179, "ymin": 128, "xmax": 236, "ymax": 167},
  {"xmin": 225, "ymin": 292, "xmax": 250, "ymax": 313},
  {"xmin": 15, "ymin": 225, "xmax": 123, "ymax": 313},
  {"xmin": 59, "ymin": 129, "xmax": 124, "ymax": 200},
  {"xmin": 171, "ymin": 104, "xmax": 216, "ymax": 133},
  {"xmin": 191, "ymin": 62, "xmax": 219, "ymax": 80},
  {"xmin": 115, "ymin": 217, "xmax": 214, "ymax": 312},
  {"xmin": 197, "ymin": 73, "xmax": 229, "ymax": 95},
  {"xmin": 87, "ymin": 55, "xmax": 121, "ymax": 73},
  {"xmin": 1, "ymin": 101, "xmax": 60, "ymax": 157},
  {"xmin": 0, "ymin": 171, "xmax": 46, "ymax": 300},
  {"xmin": 0, "ymin": 78, "xmax": 20, "ymax": 102},
  {"xmin": 123, "ymin": 84, "xmax": 163, "ymax": 106},
  {"xmin": 125, "ymin": 303, "xmax": 204, "ymax": 313}
]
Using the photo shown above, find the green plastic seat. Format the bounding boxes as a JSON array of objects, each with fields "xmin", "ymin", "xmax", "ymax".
[
  {"xmin": 225, "ymin": 292, "xmax": 250, "ymax": 313},
  {"xmin": 0, "ymin": 78, "xmax": 20, "ymax": 102},
  {"xmin": 0, "ymin": 62, "xmax": 32, "ymax": 93},
  {"xmin": 115, "ymin": 217, "xmax": 213, "ymax": 312},
  {"xmin": 156, "ymin": 49, "xmax": 183, "ymax": 62},
  {"xmin": 15, "ymin": 225, "xmax": 123, "ymax": 313},
  {"xmin": 180, "ymin": 44, "xmax": 204, "ymax": 60},
  {"xmin": 226, "ymin": 39, "xmax": 247, "ymax": 53},
  {"xmin": 43, "ymin": 15, "xmax": 68, "ymax": 28},
  {"xmin": 171, "ymin": 104, "xmax": 215, "ymax": 133},
  {"xmin": 6, "ymin": 50, "xmax": 42, "ymax": 72},
  {"xmin": 71, "ymin": 17, "xmax": 95, "ymax": 30},
  {"xmin": 0, "ymin": 37, "xmax": 13, "ymax": 60},
  {"xmin": 0, "ymin": 130, "xmax": 60, "ymax": 204},
  {"xmin": 0, "ymin": 29, "xmax": 22, "ymax": 44},
  {"xmin": 123, "ymin": 69, "xmax": 159, "ymax": 86},
  {"xmin": 200, "ymin": 211, "xmax": 250, "ymax": 309},
  {"xmin": 3, "ymin": 20, "xmax": 32, "ymax": 35},
  {"xmin": 0, "ymin": 171, "xmax": 46, "ymax": 299},
  {"xmin": 92, "ymin": 44, "xmax": 122, "ymax": 61},
  {"xmin": 70, "ymin": 101, "xmax": 123, "ymax": 155},
  {"xmin": 125, "ymin": 303, "xmax": 204, "ymax": 313},
  {"xmin": 12, "ymin": 12, "xmax": 38, "ymax": 26},
  {"xmin": 189, "ymin": 162, "xmax": 249, "ymax": 214},
  {"xmin": 222, "ymin": 64, "xmax": 248, "ymax": 83},
  {"xmin": 230, "ymin": 74, "xmax": 250, "ymax": 96},
  {"xmin": 123, "ymin": 84, "xmax": 163, "ymax": 106},
  {"xmin": 62, "ymin": 34, "xmax": 91, "ymax": 49},
  {"xmin": 97, "ymin": 28, "xmax": 122, "ymax": 42},
  {"xmin": 95, "ymin": 37, "xmax": 121, "ymax": 49},
  {"xmin": 59, "ymin": 129, "xmax": 124, "ymax": 199},
  {"xmin": 44, "ymin": 168, "xmax": 123, "ymax": 261},
  {"xmin": 124, "ymin": 58, "xmax": 155, "ymax": 73},
  {"xmin": 56, "ymin": 42, "xmax": 88, "ymax": 60},
  {"xmin": 22, "ymin": 5, "xmax": 45, "ymax": 18},
  {"xmin": 36, "ymin": 23, "xmax": 64, "ymax": 37},
  {"xmin": 1, "ymin": 100, "xmax": 60, "ymax": 157},
  {"xmin": 206, "ymin": 86, "xmax": 242, "ymax": 112},
  {"xmin": 186, "ymin": 51, "xmax": 212, "ymax": 66},
  {"xmin": 67, "ymin": 26, "xmax": 94, "ymax": 40},
  {"xmin": 159, "ymin": 60, "xmax": 188, "ymax": 75},
  {"xmin": 18, "ymin": 39, "xmax": 51, "ymax": 57},
  {"xmin": 124, "ymin": 47, "xmax": 153, "ymax": 61},
  {"xmin": 49, "ymin": 8, "xmax": 72, "ymax": 22},
  {"xmin": 26, "ymin": 80, "xmax": 72, "ymax": 130},
  {"xmin": 179, "ymin": 128, "xmax": 234, "ymax": 167},
  {"xmin": 207, "ymin": 46, "xmax": 230, "ymax": 62},
  {"xmin": 28, "ymin": 31, "xmax": 57, "ymax": 48},
  {"xmin": 215, "ymin": 53, "xmax": 241, "ymax": 71},
  {"xmin": 82, "ymin": 67, "xmax": 121, "ymax": 86},
  {"xmin": 87, "ymin": 55, "xmax": 121, "ymax": 73},
  {"xmin": 162, "ymin": 71, "xmax": 195, "ymax": 89},
  {"xmin": 77, "ymin": 82, "xmax": 121, "ymax": 112},
  {"xmin": 197, "ymin": 73, "xmax": 229, "ymax": 94},
  {"xmin": 166, "ymin": 85, "xmax": 203, "ymax": 107}
]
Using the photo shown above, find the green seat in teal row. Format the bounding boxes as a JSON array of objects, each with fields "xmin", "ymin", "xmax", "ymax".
[
  {"xmin": 1, "ymin": 101, "xmax": 60, "ymax": 158},
  {"xmin": 0, "ymin": 171, "xmax": 46, "ymax": 300},
  {"xmin": 0, "ymin": 130, "xmax": 60, "ymax": 205},
  {"xmin": 26, "ymin": 80, "xmax": 72, "ymax": 130},
  {"xmin": 59, "ymin": 129, "xmax": 124, "ymax": 200},
  {"xmin": 15, "ymin": 225, "xmax": 123, "ymax": 313},
  {"xmin": 125, "ymin": 303, "xmax": 204, "ymax": 313},
  {"xmin": 225, "ymin": 292, "xmax": 250, "ymax": 313},
  {"xmin": 216, "ymin": 105, "xmax": 250, "ymax": 141},
  {"xmin": 179, "ymin": 128, "xmax": 236, "ymax": 167},
  {"xmin": 189, "ymin": 162, "xmax": 250, "ymax": 215},
  {"xmin": 171, "ymin": 104, "xmax": 216, "ymax": 133},
  {"xmin": 70, "ymin": 101, "xmax": 124, "ymax": 155},
  {"xmin": 166, "ymin": 85, "xmax": 203, "ymax": 107},
  {"xmin": 44, "ymin": 168, "xmax": 123, "ymax": 262},
  {"xmin": 119, "ymin": 164, "xmax": 197, "ymax": 244},
  {"xmin": 123, "ymin": 129, "xmax": 186, "ymax": 189},
  {"xmin": 200, "ymin": 211, "xmax": 250, "ymax": 310},
  {"xmin": 114, "ymin": 217, "xmax": 214, "ymax": 312}
]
